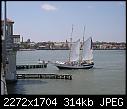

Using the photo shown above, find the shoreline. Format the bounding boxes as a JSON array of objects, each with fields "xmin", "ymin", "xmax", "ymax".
[{"xmin": 18, "ymin": 49, "xmax": 126, "ymax": 51}]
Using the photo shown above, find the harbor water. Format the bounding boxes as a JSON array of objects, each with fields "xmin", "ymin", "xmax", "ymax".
[{"xmin": 7, "ymin": 50, "xmax": 125, "ymax": 94}]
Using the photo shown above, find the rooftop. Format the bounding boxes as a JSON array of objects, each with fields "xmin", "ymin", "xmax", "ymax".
[{"xmin": 1, "ymin": 18, "xmax": 14, "ymax": 23}]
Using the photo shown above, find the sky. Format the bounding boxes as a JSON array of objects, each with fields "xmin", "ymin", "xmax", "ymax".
[{"xmin": 2, "ymin": 1, "xmax": 126, "ymax": 42}]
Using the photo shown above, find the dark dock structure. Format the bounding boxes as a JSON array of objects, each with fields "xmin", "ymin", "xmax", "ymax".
[
  {"xmin": 16, "ymin": 63, "xmax": 47, "ymax": 69},
  {"xmin": 16, "ymin": 73, "xmax": 72, "ymax": 80}
]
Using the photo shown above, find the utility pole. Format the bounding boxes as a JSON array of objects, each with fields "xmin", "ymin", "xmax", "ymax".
[{"xmin": 2, "ymin": 1, "xmax": 7, "ymax": 73}]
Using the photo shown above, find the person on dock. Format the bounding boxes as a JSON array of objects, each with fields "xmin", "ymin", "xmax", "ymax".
[{"xmin": 38, "ymin": 59, "xmax": 45, "ymax": 64}]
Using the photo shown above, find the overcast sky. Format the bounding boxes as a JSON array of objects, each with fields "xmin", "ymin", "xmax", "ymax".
[{"xmin": 2, "ymin": 1, "xmax": 126, "ymax": 42}]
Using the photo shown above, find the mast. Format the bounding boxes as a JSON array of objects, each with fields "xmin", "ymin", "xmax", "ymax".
[
  {"xmin": 68, "ymin": 24, "xmax": 73, "ymax": 62},
  {"xmin": 80, "ymin": 25, "xmax": 85, "ymax": 63},
  {"xmin": 83, "ymin": 26, "xmax": 85, "ymax": 43}
]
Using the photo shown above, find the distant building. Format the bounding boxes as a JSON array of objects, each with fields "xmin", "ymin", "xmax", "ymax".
[
  {"xmin": 93, "ymin": 41, "xmax": 126, "ymax": 50},
  {"xmin": 27, "ymin": 39, "xmax": 30, "ymax": 43},
  {"xmin": 13, "ymin": 35, "xmax": 20, "ymax": 44},
  {"xmin": 21, "ymin": 37, "xmax": 23, "ymax": 42}
]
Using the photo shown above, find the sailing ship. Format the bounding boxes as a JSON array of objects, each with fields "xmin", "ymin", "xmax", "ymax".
[
  {"xmin": 54, "ymin": 36, "xmax": 94, "ymax": 69},
  {"xmin": 54, "ymin": 25, "xmax": 94, "ymax": 69}
]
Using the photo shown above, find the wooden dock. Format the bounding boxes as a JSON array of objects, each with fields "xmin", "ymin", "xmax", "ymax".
[
  {"xmin": 16, "ymin": 73, "xmax": 72, "ymax": 80},
  {"xmin": 16, "ymin": 64, "xmax": 47, "ymax": 69}
]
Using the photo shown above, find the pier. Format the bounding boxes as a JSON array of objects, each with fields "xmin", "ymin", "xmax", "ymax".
[
  {"xmin": 16, "ymin": 73, "xmax": 72, "ymax": 80},
  {"xmin": 16, "ymin": 63, "xmax": 47, "ymax": 69}
]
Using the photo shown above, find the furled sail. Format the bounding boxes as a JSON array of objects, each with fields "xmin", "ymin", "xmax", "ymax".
[
  {"xmin": 70, "ymin": 39, "xmax": 80, "ymax": 62},
  {"xmin": 82, "ymin": 37, "xmax": 93, "ymax": 61}
]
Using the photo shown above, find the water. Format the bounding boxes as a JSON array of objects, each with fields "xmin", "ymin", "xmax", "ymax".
[{"xmin": 7, "ymin": 50, "xmax": 125, "ymax": 95}]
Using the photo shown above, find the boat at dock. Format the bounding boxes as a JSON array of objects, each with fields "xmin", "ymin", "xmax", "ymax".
[{"xmin": 38, "ymin": 59, "xmax": 48, "ymax": 64}]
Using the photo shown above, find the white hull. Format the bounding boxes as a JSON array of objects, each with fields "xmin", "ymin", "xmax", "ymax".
[{"xmin": 54, "ymin": 63, "xmax": 94, "ymax": 69}]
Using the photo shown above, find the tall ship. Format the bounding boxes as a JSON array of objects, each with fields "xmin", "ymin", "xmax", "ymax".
[{"xmin": 54, "ymin": 26, "xmax": 94, "ymax": 69}]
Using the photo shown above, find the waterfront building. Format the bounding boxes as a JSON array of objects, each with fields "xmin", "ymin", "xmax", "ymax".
[
  {"xmin": 1, "ymin": 19, "xmax": 20, "ymax": 49},
  {"xmin": 1, "ymin": 19, "xmax": 20, "ymax": 82}
]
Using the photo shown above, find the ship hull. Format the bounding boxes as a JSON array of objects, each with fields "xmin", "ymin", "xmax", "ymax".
[{"xmin": 55, "ymin": 63, "xmax": 94, "ymax": 69}]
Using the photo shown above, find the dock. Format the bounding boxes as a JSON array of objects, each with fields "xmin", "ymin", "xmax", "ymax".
[
  {"xmin": 16, "ymin": 63, "xmax": 47, "ymax": 69},
  {"xmin": 16, "ymin": 73, "xmax": 72, "ymax": 80}
]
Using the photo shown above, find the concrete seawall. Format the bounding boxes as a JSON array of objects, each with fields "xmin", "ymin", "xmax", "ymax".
[{"xmin": 1, "ymin": 66, "xmax": 8, "ymax": 95}]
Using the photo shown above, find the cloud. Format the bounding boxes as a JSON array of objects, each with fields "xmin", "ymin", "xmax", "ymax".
[{"xmin": 41, "ymin": 3, "xmax": 57, "ymax": 11}]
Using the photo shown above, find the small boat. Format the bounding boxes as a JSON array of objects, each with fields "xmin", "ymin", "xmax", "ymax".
[
  {"xmin": 54, "ymin": 26, "xmax": 94, "ymax": 69},
  {"xmin": 38, "ymin": 59, "xmax": 48, "ymax": 64}
]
